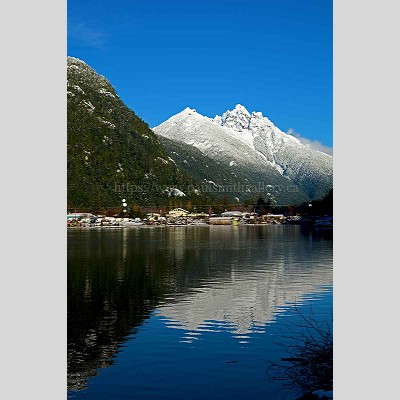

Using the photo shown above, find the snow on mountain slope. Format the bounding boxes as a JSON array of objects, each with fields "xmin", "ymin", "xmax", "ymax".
[
  {"xmin": 215, "ymin": 104, "xmax": 333, "ymax": 198},
  {"xmin": 153, "ymin": 108, "xmax": 308, "ymax": 204},
  {"xmin": 154, "ymin": 105, "xmax": 332, "ymax": 201},
  {"xmin": 154, "ymin": 107, "xmax": 262, "ymax": 165}
]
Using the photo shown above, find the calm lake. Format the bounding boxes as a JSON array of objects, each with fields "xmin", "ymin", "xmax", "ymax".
[{"xmin": 68, "ymin": 225, "xmax": 333, "ymax": 400}]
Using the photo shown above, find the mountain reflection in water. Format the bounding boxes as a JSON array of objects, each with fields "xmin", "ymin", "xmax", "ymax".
[{"xmin": 68, "ymin": 225, "xmax": 332, "ymax": 395}]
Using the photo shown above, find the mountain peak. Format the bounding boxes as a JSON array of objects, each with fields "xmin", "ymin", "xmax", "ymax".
[
  {"xmin": 251, "ymin": 111, "xmax": 263, "ymax": 118},
  {"xmin": 182, "ymin": 107, "xmax": 197, "ymax": 113},
  {"xmin": 214, "ymin": 104, "xmax": 252, "ymax": 132},
  {"xmin": 232, "ymin": 104, "xmax": 250, "ymax": 113},
  {"xmin": 154, "ymin": 104, "xmax": 333, "ymax": 201},
  {"xmin": 226, "ymin": 104, "xmax": 251, "ymax": 118},
  {"xmin": 67, "ymin": 56, "xmax": 87, "ymax": 65}
]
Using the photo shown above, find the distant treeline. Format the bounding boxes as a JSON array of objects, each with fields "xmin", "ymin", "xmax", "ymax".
[{"xmin": 68, "ymin": 189, "xmax": 333, "ymax": 218}]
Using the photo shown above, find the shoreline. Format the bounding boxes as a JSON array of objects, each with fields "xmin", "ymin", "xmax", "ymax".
[{"xmin": 66, "ymin": 223, "xmax": 322, "ymax": 229}]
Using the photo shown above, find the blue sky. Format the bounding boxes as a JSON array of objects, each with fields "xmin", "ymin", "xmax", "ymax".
[{"xmin": 68, "ymin": 0, "xmax": 332, "ymax": 150}]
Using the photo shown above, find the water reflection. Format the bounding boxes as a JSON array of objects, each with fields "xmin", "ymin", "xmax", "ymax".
[
  {"xmin": 68, "ymin": 226, "xmax": 332, "ymax": 393},
  {"xmin": 157, "ymin": 226, "xmax": 332, "ymax": 343}
]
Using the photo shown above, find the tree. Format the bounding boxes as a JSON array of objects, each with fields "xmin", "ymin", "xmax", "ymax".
[
  {"xmin": 186, "ymin": 199, "xmax": 193, "ymax": 212},
  {"xmin": 129, "ymin": 203, "xmax": 145, "ymax": 219},
  {"xmin": 266, "ymin": 306, "xmax": 333, "ymax": 397},
  {"xmin": 243, "ymin": 197, "xmax": 255, "ymax": 210},
  {"xmin": 255, "ymin": 196, "xmax": 268, "ymax": 215},
  {"xmin": 222, "ymin": 195, "xmax": 229, "ymax": 211},
  {"xmin": 293, "ymin": 189, "xmax": 333, "ymax": 217}
]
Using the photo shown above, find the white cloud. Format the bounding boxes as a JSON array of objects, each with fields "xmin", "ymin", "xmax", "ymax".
[
  {"xmin": 68, "ymin": 23, "xmax": 108, "ymax": 48},
  {"xmin": 287, "ymin": 128, "xmax": 333, "ymax": 155}
]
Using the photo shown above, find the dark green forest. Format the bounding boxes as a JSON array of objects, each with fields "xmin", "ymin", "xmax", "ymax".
[{"xmin": 67, "ymin": 57, "xmax": 198, "ymax": 209}]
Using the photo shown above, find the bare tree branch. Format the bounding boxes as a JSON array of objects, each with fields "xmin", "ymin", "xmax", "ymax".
[{"xmin": 265, "ymin": 303, "xmax": 333, "ymax": 397}]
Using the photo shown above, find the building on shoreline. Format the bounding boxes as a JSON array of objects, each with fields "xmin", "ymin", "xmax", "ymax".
[{"xmin": 67, "ymin": 209, "xmax": 332, "ymax": 229}]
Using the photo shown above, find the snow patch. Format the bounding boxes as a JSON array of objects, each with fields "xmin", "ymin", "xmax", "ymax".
[
  {"xmin": 155, "ymin": 157, "xmax": 169, "ymax": 164},
  {"xmin": 82, "ymin": 100, "xmax": 95, "ymax": 112},
  {"xmin": 102, "ymin": 135, "xmax": 112, "ymax": 144},
  {"xmin": 166, "ymin": 188, "xmax": 186, "ymax": 197},
  {"xmin": 97, "ymin": 117, "xmax": 116, "ymax": 129},
  {"xmin": 98, "ymin": 88, "xmax": 116, "ymax": 98},
  {"xmin": 72, "ymin": 85, "xmax": 85, "ymax": 95}
]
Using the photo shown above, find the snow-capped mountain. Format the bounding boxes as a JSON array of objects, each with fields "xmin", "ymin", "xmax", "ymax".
[{"xmin": 153, "ymin": 105, "xmax": 333, "ymax": 202}]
